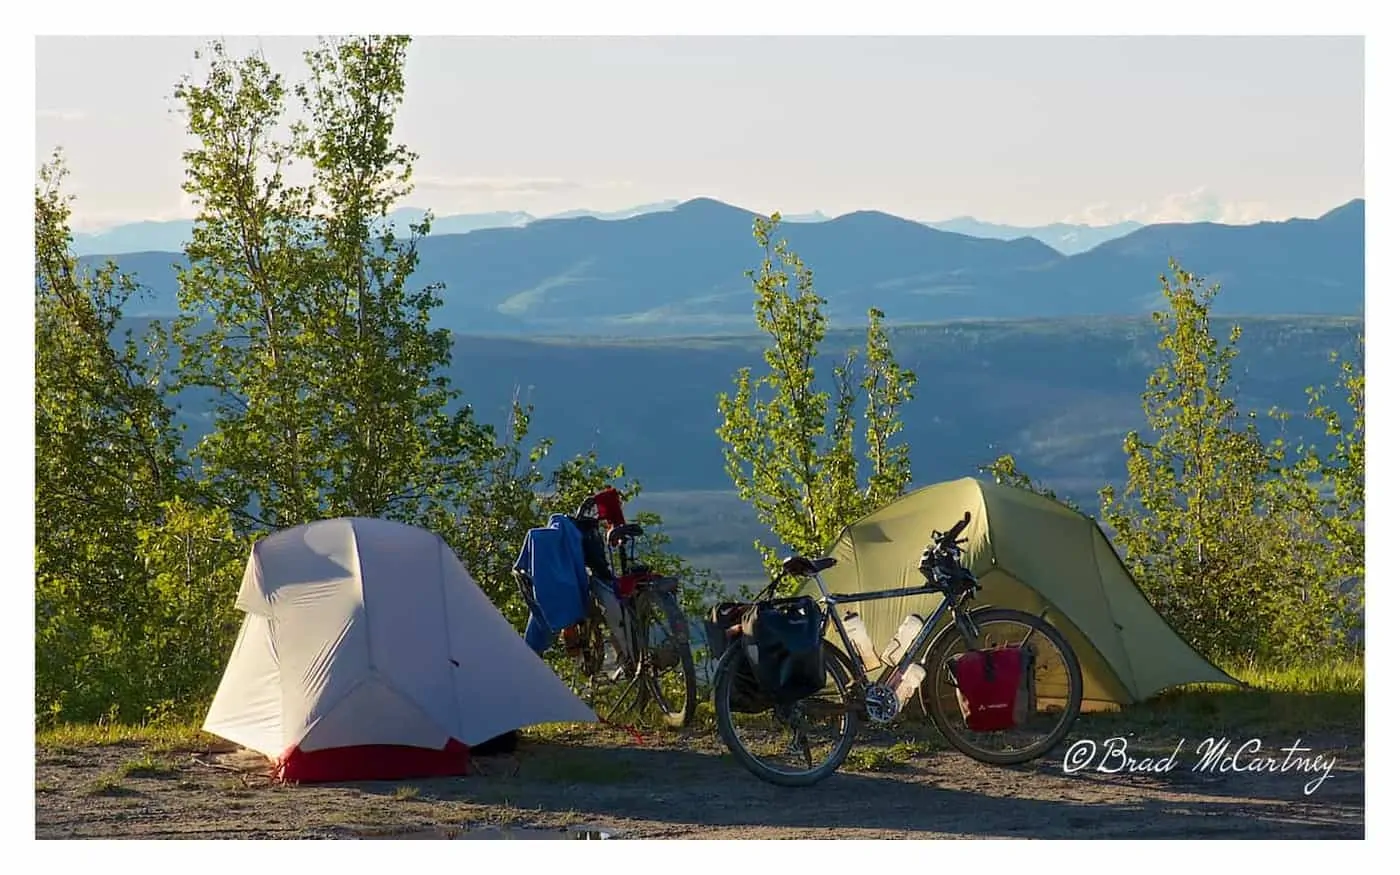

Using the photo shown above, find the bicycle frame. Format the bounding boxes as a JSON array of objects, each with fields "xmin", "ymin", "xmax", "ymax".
[{"xmin": 805, "ymin": 571, "xmax": 980, "ymax": 694}]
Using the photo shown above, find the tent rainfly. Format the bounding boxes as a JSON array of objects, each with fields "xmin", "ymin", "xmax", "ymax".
[
  {"xmin": 203, "ymin": 517, "xmax": 597, "ymax": 782},
  {"xmin": 804, "ymin": 477, "xmax": 1241, "ymax": 709}
]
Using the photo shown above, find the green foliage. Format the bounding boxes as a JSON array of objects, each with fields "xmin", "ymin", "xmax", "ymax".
[
  {"xmin": 34, "ymin": 152, "xmax": 195, "ymax": 723},
  {"xmin": 1097, "ymin": 261, "xmax": 1355, "ymax": 662},
  {"xmin": 171, "ymin": 35, "xmax": 496, "ymax": 535},
  {"xmin": 131, "ymin": 499, "xmax": 248, "ymax": 722},
  {"xmin": 1227, "ymin": 651, "xmax": 1364, "ymax": 695},
  {"xmin": 716, "ymin": 214, "xmax": 917, "ymax": 589},
  {"xmin": 1271, "ymin": 338, "xmax": 1364, "ymax": 595}
]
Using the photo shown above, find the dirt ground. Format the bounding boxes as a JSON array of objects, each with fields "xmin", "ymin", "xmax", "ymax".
[{"xmin": 35, "ymin": 721, "xmax": 1364, "ymax": 840}]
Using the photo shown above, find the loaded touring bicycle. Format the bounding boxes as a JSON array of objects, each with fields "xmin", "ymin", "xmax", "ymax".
[
  {"xmin": 705, "ymin": 511, "xmax": 1085, "ymax": 787},
  {"xmin": 514, "ymin": 489, "xmax": 699, "ymax": 729}
]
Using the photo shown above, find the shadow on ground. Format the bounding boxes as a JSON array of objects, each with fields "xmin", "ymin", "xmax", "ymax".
[{"xmin": 341, "ymin": 738, "xmax": 1363, "ymax": 839}]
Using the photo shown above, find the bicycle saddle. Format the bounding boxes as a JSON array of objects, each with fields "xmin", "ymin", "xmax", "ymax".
[
  {"xmin": 781, "ymin": 555, "xmax": 838, "ymax": 577},
  {"xmin": 607, "ymin": 522, "xmax": 645, "ymax": 544}
]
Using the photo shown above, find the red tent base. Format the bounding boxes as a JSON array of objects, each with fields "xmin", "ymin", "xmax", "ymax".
[{"xmin": 275, "ymin": 739, "xmax": 471, "ymax": 783}]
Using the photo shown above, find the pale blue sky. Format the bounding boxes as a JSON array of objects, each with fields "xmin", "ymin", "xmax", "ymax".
[{"xmin": 35, "ymin": 35, "xmax": 1364, "ymax": 232}]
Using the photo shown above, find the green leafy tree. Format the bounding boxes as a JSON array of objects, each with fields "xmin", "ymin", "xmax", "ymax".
[
  {"xmin": 34, "ymin": 152, "xmax": 189, "ymax": 721},
  {"xmin": 1298, "ymin": 339, "xmax": 1364, "ymax": 584},
  {"xmin": 1268, "ymin": 337, "xmax": 1364, "ymax": 642},
  {"xmin": 171, "ymin": 35, "xmax": 495, "ymax": 536},
  {"xmin": 132, "ymin": 499, "xmax": 248, "ymax": 722},
  {"xmin": 717, "ymin": 213, "xmax": 917, "ymax": 589},
  {"xmin": 1099, "ymin": 261, "xmax": 1346, "ymax": 661}
]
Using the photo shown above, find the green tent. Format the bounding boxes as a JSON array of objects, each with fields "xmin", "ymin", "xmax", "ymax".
[{"xmin": 801, "ymin": 477, "xmax": 1240, "ymax": 709}]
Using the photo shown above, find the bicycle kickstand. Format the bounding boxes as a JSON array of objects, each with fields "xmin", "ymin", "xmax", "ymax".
[{"xmin": 601, "ymin": 664, "xmax": 644, "ymax": 723}]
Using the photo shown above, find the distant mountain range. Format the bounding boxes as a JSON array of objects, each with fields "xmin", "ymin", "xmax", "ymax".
[
  {"xmin": 83, "ymin": 196, "xmax": 1364, "ymax": 337},
  {"xmin": 69, "ymin": 201, "xmax": 688, "ymax": 256},
  {"xmin": 73, "ymin": 199, "xmax": 1155, "ymax": 257},
  {"xmin": 923, "ymin": 216, "xmax": 1146, "ymax": 256}
]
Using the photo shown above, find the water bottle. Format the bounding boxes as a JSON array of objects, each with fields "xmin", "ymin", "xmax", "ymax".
[
  {"xmin": 892, "ymin": 664, "xmax": 927, "ymax": 712},
  {"xmin": 880, "ymin": 613, "xmax": 926, "ymax": 666},
  {"xmin": 841, "ymin": 612, "xmax": 882, "ymax": 672}
]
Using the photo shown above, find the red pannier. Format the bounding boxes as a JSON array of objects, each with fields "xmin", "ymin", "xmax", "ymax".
[{"xmin": 947, "ymin": 645, "xmax": 1036, "ymax": 732}]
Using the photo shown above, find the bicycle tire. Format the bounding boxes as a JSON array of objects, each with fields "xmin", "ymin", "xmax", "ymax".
[
  {"xmin": 632, "ymin": 590, "xmax": 698, "ymax": 728},
  {"xmin": 919, "ymin": 606, "xmax": 1083, "ymax": 766},
  {"xmin": 713, "ymin": 640, "xmax": 860, "ymax": 788}
]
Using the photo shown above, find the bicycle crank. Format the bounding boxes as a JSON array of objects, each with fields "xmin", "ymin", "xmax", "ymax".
[{"xmin": 863, "ymin": 684, "xmax": 900, "ymax": 724}]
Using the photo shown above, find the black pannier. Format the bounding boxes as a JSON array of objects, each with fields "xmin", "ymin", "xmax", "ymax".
[
  {"xmin": 741, "ymin": 596, "xmax": 827, "ymax": 705},
  {"xmin": 704, "ymin": 601, "xmax": 770, "ymax": 714}
]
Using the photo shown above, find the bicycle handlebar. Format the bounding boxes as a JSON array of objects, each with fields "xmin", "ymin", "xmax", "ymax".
[{"xmin": 934, "ymin": 511, "xmax": 972, "ymax": 551}]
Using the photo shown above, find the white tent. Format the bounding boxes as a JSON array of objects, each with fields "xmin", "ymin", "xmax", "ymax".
[{"xmin": 203, "ymin": 517, "xmax": 596, "ymax": 782}]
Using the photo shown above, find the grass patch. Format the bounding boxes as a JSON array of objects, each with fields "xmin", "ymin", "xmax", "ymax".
[
  {"xmin": 85, "ymin": 774, "xmax": 139, "ymax": 797},
  {"xmin": 117, "ymin": 752, "xmax": 181, "ymax": 779},
  {"xmin": 521, "ymin": 722, "xmax": 596, "ymax": 744},
  {"xmin": 392, "ymin": 785, "xmax": 421, "ymax": 801},
  {"xmin": 1078, "ymin": 655, "xmax": 1364, "ymax": 742},
  {"xmin": 1228, "ymin": 656, "xmax": 1364, "ymax": 696},
  {"xmin": 844, "ymin": 739, "xmax": 937, "ymax": 773},
  {"xmin": 845, "ymin": 747, "xmax": 905, "ymax": 772},
  {"xmin": 37, "ymin": 721, "xmax": 220, "ymax": 753}
]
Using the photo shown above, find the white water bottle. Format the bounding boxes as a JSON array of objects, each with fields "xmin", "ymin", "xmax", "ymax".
[
  {"xmin": 892, "ymin": 664, "xmax": 927, "ymax": 713},
  {"xmin": 841, "ymin": 612, "xmax": 882, "ymax": 672},
  {"xmin": 880, "ymin": 613, "xmax": 926, "ymax": 667}
]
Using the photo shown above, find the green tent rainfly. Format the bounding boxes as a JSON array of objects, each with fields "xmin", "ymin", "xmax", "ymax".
[{"xmin": 802, "ymin": 477, "xmax": 1241, "ymax": 709}]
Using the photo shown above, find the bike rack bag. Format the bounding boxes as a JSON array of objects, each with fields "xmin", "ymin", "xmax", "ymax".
[
  {"xmin": 741, "ymin": 596, "xmax": 827, "ymax": 705},
  {"xmin": 946, "ymin": 644, "xmax": 1037, "ymax": 732}
]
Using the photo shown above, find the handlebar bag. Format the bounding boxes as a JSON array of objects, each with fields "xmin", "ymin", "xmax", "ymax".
[
  {"xmin": 742, "ymin": 596, "xmax": 827, "ymax": 705},
  {"xmin": 947, "ymin": 645, "xmax": 1036, "ymax": 732}
]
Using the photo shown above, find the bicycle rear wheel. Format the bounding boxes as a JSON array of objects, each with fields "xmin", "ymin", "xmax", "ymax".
[
  {"xmin": 713, "ymin": 641, "xmax": 860, "ymax": 787},
  {"xmin": 919, "ymin": 607, "xmax": 1083, "ymax": 766}
]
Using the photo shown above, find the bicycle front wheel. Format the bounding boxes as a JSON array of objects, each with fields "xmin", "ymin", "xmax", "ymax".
[
  {"xmin": 919, "ymin": 607, "xmax": 1083, "ymax": 766},
  {"xmin": 631, "ymin": 589, "xmax": 698, "ymax": 729},
  {"xmin": 713, "ymin": 641, "xmax": 860, "ymax": 788}
]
